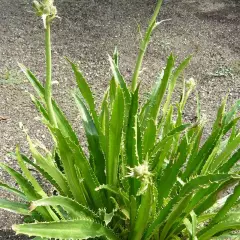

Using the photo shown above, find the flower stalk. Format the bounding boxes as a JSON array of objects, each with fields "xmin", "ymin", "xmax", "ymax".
[
  {"xmin": 44, "ymin": 18, "xmax": 57, "ymax": 126},
  {"xmin": 131, "ymin": 0, "xmax": 163, "ymax": 92},
  {"xmin": 33, "ymin": 0, "xmax": 57, "ymax": 126}
]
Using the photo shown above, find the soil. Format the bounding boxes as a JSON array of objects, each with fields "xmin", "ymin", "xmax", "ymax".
[{"xmin": 0, "ymin": 0, "xmax": 239, "ymax": 239}]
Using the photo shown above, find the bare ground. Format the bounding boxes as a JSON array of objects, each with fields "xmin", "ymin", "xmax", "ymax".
[{"xmin": 0, "ymin": 0, "xmax": 239, "ymax": 239}]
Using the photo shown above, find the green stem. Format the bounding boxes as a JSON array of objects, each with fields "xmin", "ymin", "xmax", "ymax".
[
  {"xmin": 131, "ymin": 0, "xmax": 163, "ymax": 92},
  {"xmin": 45, "ymin": 18, "xmax": 57, "ymax": 126}
]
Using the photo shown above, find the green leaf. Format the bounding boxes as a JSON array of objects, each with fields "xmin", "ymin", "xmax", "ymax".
[
  {"xmin": 20, "ymin": 154, "xmax": 65, "ymax": 196},
  {"xmin": 210, "ymin": 133, "xmax": 240, "ymax": 171},
  {"xmin": 53, "ymin": 125, "xmax": 106, "ymax": 209},
  {"xmin": 223, "ymin": 99, "xmax": 240, "ymax": 125},
  {"xmin": 20, "ymin": 64, "xmax": 79, "ymax": 145},
  {"xmin": 180, "ymin": 174, "xmax": 237, "ymax": 197},
  {"xmin": 125, "ymin": 86, "xmax": 140, "ymax": 195},
  {"xmin": 141, "ymin": 54, "xmax": 175, "ymax": 124},
  {"xmin": 184, "ymin": 97, "xmax": 229, "ymax": 177},
  {"xmin": 129, "ymin": 196, "xmax": 137, "ymax": 232},
  {"xmin": 0, "ymin": 181, "xmax": 26, "ymax": 199},
  {"xmin": 218, "ymin": 148, "xmax": 240, "ymax": 173},
  {"xmin": 198, "ymin": 221, "xmax": 240, "ymax": 240},
  {"xmin": 183, "ymin": 182, "xmax": 219, "ymax": 214},
  {"xmin": 0, "ymin": 199, "xmax": 30, "ymax": 215},
  {"xmin": 130, "ymin": 187, "xmax": 152, "ymax": 240},
  {"xmin": 157, "ymin": 136, "xmax": 189, "ymax": 207},
  {"xmin": 110, "ymin": 78, "xmax": 117, "ymax": 106},
  {"xmin": 49, "ymin": 127, "xmax": 99, "ymax": 207},
  {"xmin": 30, "ymin": 94, "xmax": 49, "ymax": 121},
  {"xmin": 52, "ymin": 99, "xmax": 80, "ymax": 145},
  {"xmin": 183, "ymin": 211, "xmax": 197, "ymax": 240},
  {"xmin": 211, "ymin": 183, "xmax": 240, "ymax": 224},
  {"xmin": 172, "ymin": 183, "xmax": 220, "ymax": 237},
  {"xmin": 195, "ymin": 179, "xmax": 239, "ymax": 216},
  {"xmin": 144, "ymin": 194, "xmax": 189, "ymax": 240},
  {"xmin": 190, "ymin": 211, "xmax": 197, "ymax": 240},
  {"xmin": 13, "ymin": 219, "xmax": 120, "ymax": 240},
  {"xmin": 19, "ymin": 64, "xmax": 44, "ymax": 99},
  {"xmin": 159, "ymin": 194, "xmax": 193, "ymax": 240},
  {"xmin": 145, "ymin": 174, "xmax": 235, "ymax": 240},
  {"xmin": 74, "ymin": 92, "xmax": 106, "ymax": 184},
  {"xmin": 0, "ymin": 163, "xmax": 53, "ymax": 221},
  {"xmin": 142, "ymin": 119, "xmax": 157, "ymax": 158},
  {"xmin": 107, "ymin": 86, "xmax": 125, "ymax": 186},
  {"xmin": 96, "ymin": 185, "xmax": 129, "ymax": 205},
  {"xmin": 99, "ymin": 90, "xmax": 110, "ymax": 158},
  {"xmin": 109, "ymin": 55, "xmax": 131, "ymax": 106},
  {"xmin": 16, "ymin": 147, "xmax": 59, "ymax": 221},
  {"xmin": 182, "ymin": 125, "xmax": 222, "ymax": 179},
  {"xmin": 152, "ymin": 137, "xmax": 173, "ymax": 172},
  {"xmin": 162, "ymin": 55, "xmax": 192, "ymax": 115},
  {"xmin": 200, "ymin": 141, "xmax": 220, "ymax": 175},
  {"xmin": 162, "ymin": 105, "xmax": 173, "ymax": 137},
  {"xmin": 150, "ymin": 123, "xmax": 190, "ymax": 158},
  {"xmin": 30, "ymin": 196, "xmax": 97, "ymax": 220},
  {"xmin": 67, "ymin": 58, "xmax": 99, "ymax": 131},
  {"xmin": 27, "ymin": 137, "xmax": 71, "ymax": 197},
  {"xmin": 212, "ymin": 97, "xmax": 227, "ymax": 133},
  {"xmin": 223, "ymin": 117, "xmax": 240, "ymax": 135},
  {"xmin": 113, "ymin": 47, "xmax": 119, "ymax": 66},
  {"xmin": 16, "ymin": 147, "xmax": 46, "ymax": 198},
  {"xmin": 0, "ymin": 163, "xmax": 40, "ymax": 201}
]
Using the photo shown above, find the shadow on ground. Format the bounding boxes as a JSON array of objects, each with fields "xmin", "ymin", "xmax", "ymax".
[
  {"xmin": 195, "ymin": 0, "xmax": 240, "ymax": 24},
  {"xmin": 0, "ymin": 230, "xmax": 29, "ymax": 240},
  {"xmin": 182, "ymin": 0, "xmax": 240, "ymax": 53}
]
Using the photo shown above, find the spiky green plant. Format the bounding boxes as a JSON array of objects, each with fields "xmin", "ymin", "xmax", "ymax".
[{"xmin": 1, "ymin": 0, "xmax": 240, "ymax": 239}]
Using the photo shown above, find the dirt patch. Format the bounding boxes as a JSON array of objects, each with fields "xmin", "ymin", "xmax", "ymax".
[{"xmin": 0, "ymin": 0, "xmax": 239, "ymax": 239}]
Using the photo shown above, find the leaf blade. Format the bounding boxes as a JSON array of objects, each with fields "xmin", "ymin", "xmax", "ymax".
[{"xmin": 13, "ymin": 219, "xmax": 120, "ymax": 240}]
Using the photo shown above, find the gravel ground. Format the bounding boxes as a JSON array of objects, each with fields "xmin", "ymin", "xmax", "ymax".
[{"xmin": 0, "ymin": 0, "xmax": 239, "ymax": 239}]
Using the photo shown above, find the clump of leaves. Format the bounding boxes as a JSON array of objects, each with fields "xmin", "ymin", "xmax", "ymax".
[{"xmin": 1, "ymin": 0, "xmax": 240, "ymax": 239}]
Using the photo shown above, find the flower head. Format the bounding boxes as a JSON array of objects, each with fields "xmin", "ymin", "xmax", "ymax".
[
  {"xmin": 186, "ymin": 77, "xmax": 196, "ymax": 90},
  {"xmin": 126, "ymin": 162, "xmax": 152, "ymax": 195},
  {"xmin": 32, "ymin": 0, "xmax": 57, "ymax": 28},
  {"xmin": 126, "ymin": 161, "xmax": 151, "ymax": 179}
]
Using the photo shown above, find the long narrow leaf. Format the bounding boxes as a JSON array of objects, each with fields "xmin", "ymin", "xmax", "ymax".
[
  {"xmin": 130, "ymin": 187, "xmax": 152, "ymax": 240},
  {"xmin": 0, "ymin": 163, "xmax": 52, "ymax": 221},
  {"xmin": 13, "ymin": 219, "xmax": 120, "ymax": 240},
  {"xmin": 67, "ymin": 59, "xmax": 100, "ymax": 131},
  {"xmin": 162, "ymin": 55, "xmax": 192, "ymax": 115},
  {"xmin": 0, "ymin": 199, "xmax": 30, "ymax": 215},
  {"xmin": 74, "ymin": 92, "xmax": 106, "ymax": 184},
  {"xmin": 19, "ymin": 64, "xmax": 79, "ymax": 145},
  {"xmin": 30, "ymin": 196, "xmax": 97, "ymax": 219},
  {"xmin": 141, "ymin": 54, "xmax": 174, "ymax": 124},
  {"xmin": 126, "ymin": 87, "xmax": 140, "ymax": 196},
  {"xmin": 27, "ymin": 137, "xmax": 71, "ymax": 197},
  {"xmin": 109, "ymin": 55, "xmax": 131, "ymax": 106},
  {"xmin": 198, "ymin": 221, "xmax": 240, "ymax": 240},
  {"xmin": 159, "ymin": 194, "xmax": 193, "ymax": 240},
  {"xmin": 107, "ymin": 86, "xmax": 125, "ymax": 186},
  {"xmin": 0, "ymin": 181, "xmax": 26, "ymax": 199}
]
